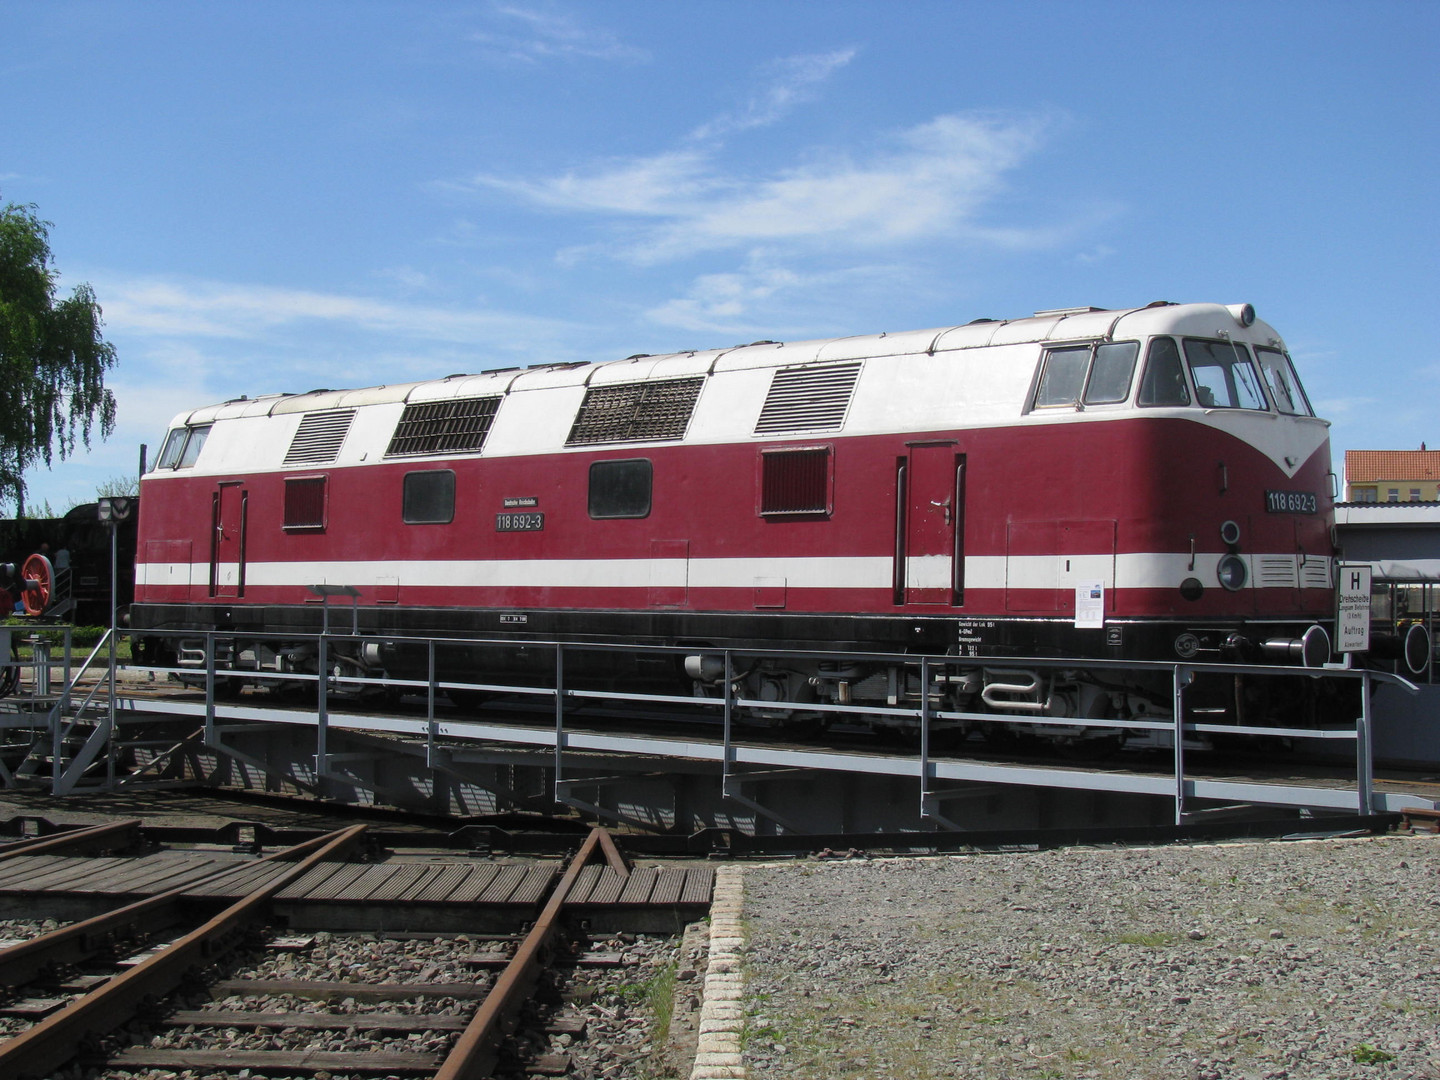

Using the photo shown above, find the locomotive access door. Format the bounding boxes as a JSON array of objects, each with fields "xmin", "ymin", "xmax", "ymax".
[
  {"xmin": 209, "ymin": 482, "xmax": 247, "ymax": 598},
  {"xmin": 896, "ymin": 445, "xmax": 964, "ymax": 605}
]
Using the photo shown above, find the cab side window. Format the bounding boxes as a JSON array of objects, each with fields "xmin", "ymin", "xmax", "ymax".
[
  {"xmin": 1136, "ymin": 337, "xmax": 1190, "ymax": 407},
  {"xmin": 1032, "ymin": 342, "xmax": 1140, "ymax": 409},
  {"xmin": 156, "ymin": 425, "xmax": 211, "ymax": 469}
]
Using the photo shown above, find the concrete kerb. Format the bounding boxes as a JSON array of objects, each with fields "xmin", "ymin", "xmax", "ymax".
[{"xmin": 689, "ymin": 863, "xmax": 747, "ymax": 1080}]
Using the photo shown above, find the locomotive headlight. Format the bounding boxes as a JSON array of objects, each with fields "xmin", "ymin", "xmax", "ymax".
[{"xmin": 1216, "ymin": 554, "xmax": 1248, "ymax": 591}]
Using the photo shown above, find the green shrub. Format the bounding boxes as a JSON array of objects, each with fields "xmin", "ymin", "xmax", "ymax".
[{"xmin": 1351, "ymin": 1044, "xmax": 1396, "ymax": 1064}]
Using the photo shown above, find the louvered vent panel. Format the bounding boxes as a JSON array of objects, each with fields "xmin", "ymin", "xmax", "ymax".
[
  {"xmin": 761, "ymin": 448, "xmax": 830, "ymax": 514},
  {"xmin": 386, "ymin": 397, "xmax": 501, "ymax": 457},
  {"xmin": 283, "ymin": 410, "xmax": 355, "ymax": 466},
  {"xmin": 567, "ymin": 377, "xmax": 703, "ymax": 446},
  {"xmin": 1301, "ymin": 559, "xmax": 1332, "ymax": 589},
  {"xmin": 1257, "ymin": 555, "xmax": 1299, "ymax": 588},
  {"xmin": 754, "ymin": 362, "xmax": 862, "ymax": 435}
]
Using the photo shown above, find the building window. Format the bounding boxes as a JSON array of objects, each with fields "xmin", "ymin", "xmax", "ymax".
[
  {"xmin": 1388, "ymin": 489, "xmax": 1400, "ymax": 503},
  {"xmin": 588, "ymin": 459, "xmax": 652, "ymax": 519},
  {"xmin": 403, "ymin": 470, "xmax": 455, "ymax": 523},
  {"xmin": 1354, "ymin": 487, "xmax": 1377, "ymax": 503},
  {"xmin": 1411, "ymin": 489, "xmax": 1422, "ymax": 502},
  {"xmin": 284, "ymin": 476, "xmax": 328, "ymax": 530},
  {"xmin": 759, "ymin": 446, "xmax": 831, "ymax": 515}
]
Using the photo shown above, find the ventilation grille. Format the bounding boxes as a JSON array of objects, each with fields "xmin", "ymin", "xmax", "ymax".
[
  {"xmin": 387, "ymin": 397, "xmax": 501, "ymax": 457},
  {"xmin": 754, "ymin": 362, "xmax": 862, "ymax": 435},
  {"xmin": 567, "ymin": 377, "xmax": 703, "ymax": 446},
  {"xmin": 761, "ymin": 448, "xmax": 830, "ymax": 515},
  {"xmin": 283, "ymin": 476, "xmax": 327, "ymax": 529},
  {"xmin": 1257, "ymin": 555, "xmax": 1299, "ymax": 588},
  {"xmin": 1301, "ymin": 558, "xmax": 1332, "ymax": 590},
  {"xmin": 283, "ymin": 410, "xmax": 355, "ymax": 466}
]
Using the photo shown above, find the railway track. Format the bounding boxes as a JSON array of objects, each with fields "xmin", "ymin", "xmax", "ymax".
[{"xmin": 0, "ymin": 824, "xmax": 709, "ymax": 1079}]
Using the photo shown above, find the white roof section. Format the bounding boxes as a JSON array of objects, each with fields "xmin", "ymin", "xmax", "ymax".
[
  {"xmin": 1335, "ymin": 503, "xmax": 1440, "ymax": 527},
  {"xmin": 150, "ymin": 301, "xmax": 1301, "ymax": 476}
]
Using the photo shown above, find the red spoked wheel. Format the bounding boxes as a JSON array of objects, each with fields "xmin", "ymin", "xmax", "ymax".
[{"xmin": 21, "ymin": 554, "xmax": 53, "ymax": 616}]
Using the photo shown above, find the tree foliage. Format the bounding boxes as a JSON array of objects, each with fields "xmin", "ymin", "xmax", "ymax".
[
  {"xmin": 0, "ymin": 202, "xmax": 117, "ymax": 515},
  {"xmin": 95, "ymin": 473, "xmax": 139, "ymax": 499}
]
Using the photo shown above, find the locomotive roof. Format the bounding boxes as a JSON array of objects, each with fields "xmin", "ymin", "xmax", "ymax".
[{"xmin": 171, "ymin": 301, "xmax": 1281, "ymax": 428}]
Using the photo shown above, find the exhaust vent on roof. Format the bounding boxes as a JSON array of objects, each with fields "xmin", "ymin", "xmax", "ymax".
[
  {"xmin": 567, "ymin": 377, "xmax": 704, "ymax": 446},
  {"xmin": 754, "ymin": 361, "xmax": 862, "ymax": 435},
  {"xmin": 386, "ymin": 396, "xmax": 501, "ymax": 457},
  {"xmin": 283, "ymin": 410, "xmax": 355, "ymax": 466}
]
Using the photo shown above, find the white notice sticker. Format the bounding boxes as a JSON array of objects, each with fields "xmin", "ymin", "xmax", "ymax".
[{"xmin": 1075, "ymin": 581, "xmax": 1105, "ymax": 629}]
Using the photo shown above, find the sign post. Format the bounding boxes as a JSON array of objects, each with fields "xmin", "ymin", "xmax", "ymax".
[{"xmin": 1336, "ymin": 563, "xmax": 1372, "ymax": 655}]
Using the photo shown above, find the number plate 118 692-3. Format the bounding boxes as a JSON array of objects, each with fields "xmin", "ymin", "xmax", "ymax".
[
  {"xmin": 496, "ymin": 512, "xmax": 544, "ymax": 532},
  {"xmin": 1265, "ymin": 490, "xmax": 1317, "ymax": 514}
]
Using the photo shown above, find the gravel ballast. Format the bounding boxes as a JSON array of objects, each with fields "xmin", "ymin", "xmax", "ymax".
[{"xmin": 737, "ymin": 834, "xmax": 1439, "ymax": 1080}]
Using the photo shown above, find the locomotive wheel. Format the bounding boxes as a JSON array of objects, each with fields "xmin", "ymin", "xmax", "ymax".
[
  {"xmin": 980, "ymin": 721, "xmax": 1032, "ymax": 751},
  {"xmin": 447, "ymin": 687, "xmax": 490, "ymax": 711},
  {"xmin": 20, "ymin": 554, "xmax": 52, "ymax": 616},
  {"xmin": 776, "ymin": 712, "xmax": 832, "ymax": 740}
]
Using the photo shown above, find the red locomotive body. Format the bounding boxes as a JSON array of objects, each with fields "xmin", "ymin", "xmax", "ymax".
[{"xmin": 131, "ymin": 301, "xmax": 1348, "ymax": 737}]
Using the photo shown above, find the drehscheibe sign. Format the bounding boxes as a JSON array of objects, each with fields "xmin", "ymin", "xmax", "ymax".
[{"xmin": 1335, "ymin": 563, "xmax": 1372, "ymax": 654}]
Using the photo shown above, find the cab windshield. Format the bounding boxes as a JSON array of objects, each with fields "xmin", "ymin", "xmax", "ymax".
[
  {"xmin": 1183, "ymin": 339, "xmax": 1268, "ymax": 410},
  {"xmin": 1255, "ymin": 346, "xmax": 1314, "ymax": 416}
]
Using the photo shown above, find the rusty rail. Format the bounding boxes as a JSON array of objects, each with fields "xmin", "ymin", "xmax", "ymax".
[
  {"xmin": 0, "ymin": 818, "xmax": 142, "ymax": 860},
  {"xmin": 0, "ymin": 823, "xmax": 367, "ymax": 1079},
  {"xmin": 0, "ymin": 823, "xmax": 365, "ymax": 988},
  {"xmin": 434, "ymin": 826, "xmax": 630, "ymax": 1080}
]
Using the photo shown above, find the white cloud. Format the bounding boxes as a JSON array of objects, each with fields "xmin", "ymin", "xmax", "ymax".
[
  {"xmin": 470, "ymin": 5, "xmax": 647, "ymax": 65},
  {"xmin": 468, "ymin": 111, "xmax": 1053, "ymax": 264},
  {"xmin": 473, "ymin": 151, "xmax": 717, "ymax": 217},
  {"xmin": 95, "ymin": 275, "xmax": 571, "ymax": 345},
  {"xmin": 689, "ymin": 50, "xmax": 858, "ymax": 142},
  {"xmin": 643, "ymin": 255, "xmax": 914, "ymax": 339}
]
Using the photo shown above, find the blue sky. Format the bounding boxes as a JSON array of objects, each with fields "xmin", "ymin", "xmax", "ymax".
[{"xmin": 3, "ymin": 1, "xmax": 1435, "ymax": 512}]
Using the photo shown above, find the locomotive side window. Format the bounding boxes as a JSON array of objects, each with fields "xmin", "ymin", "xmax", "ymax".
[
  {"xmin": 1183, "ymin": 339, "xmax": 1268, "ymax": 410},
  {"xmin": 1137, "ymin": 337, "xmax": 1190, "ymax": 406},
  {"xmin": 402, "ymin": 470, "xmax": 455, "ymax": 524},
  {"xmin": 1032, "ymin": 342, "xmax": 1139, "ymax": 409},
  {"xmin": 759, "ymin": 446, "xmax": 831, "ymax": 516},
  {"xmin": 156, "ymin": 425, "xmax": 211, "ymax": 470},
  {"xmin": 1084, "ymin": 342, "xmax": 1139, "ymax": 404},
  {"xmin": 156, "ymin": 428, "xmax": 187, "ymax": 469},
  {"xmin": 588, "ymin": 459, "xmax": 652, "ymax": 519},
  {"xmin": 178, "ymin": 426, "xmax": 210, "ymax": 468},
  {"xmin": 1033, "ymin": 347, "xmax": 1089, "ymax": 407},
  {"xmin": 1255, "ymin": 347, "xmax": 1314, "ymax": 416},
  {"xmin": 283, "ymin": 476, "xmax": 327, "ymax": 531}
]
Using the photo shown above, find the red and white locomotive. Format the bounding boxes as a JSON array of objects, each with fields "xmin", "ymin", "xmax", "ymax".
[{"xmin": 132, "ymin": 301, "xmax": 1348, "ymax": 738}]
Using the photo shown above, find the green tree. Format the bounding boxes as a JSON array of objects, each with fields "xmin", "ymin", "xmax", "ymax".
[
  {"xmin": 0, "ymin": 202, "xmax": 117, "ymax": 515},
  {"xmin": 94, "ymin": 473, "xmax": 139, "ymax": 499}
]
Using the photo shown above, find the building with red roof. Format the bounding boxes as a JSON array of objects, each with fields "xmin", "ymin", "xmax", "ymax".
[{"xmin": 1345, "ymin": 448, "xmax": 1440, "ymax": 502}]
